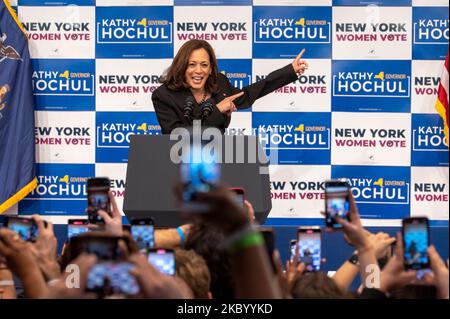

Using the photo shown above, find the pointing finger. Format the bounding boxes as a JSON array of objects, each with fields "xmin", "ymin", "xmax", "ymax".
[
  {"xmin": 227, "ymin": 91, "xmax": 244, "ymax": 102},
  {"xmin": 295, "ymin": 49, "xmax": 306, "ymax": 63}
]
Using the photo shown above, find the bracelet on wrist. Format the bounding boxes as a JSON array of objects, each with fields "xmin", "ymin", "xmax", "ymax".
[
  {"xmin": 228, "ymin": 232, "xmax": 264, "ymax": 255},
  {"xmin": 223, "ymin": 224, "xmax": 265, "ymax": 255},
  {"xmin": 223, "ymin": 225, "xmax": 256, "ymax": 249},
  {"xmin": 176, "ymin": 226, "xmax": 186, "ymax": 246},
  {"xmin": 348, "ymin": 252, "xmax": 360, "ymax": 266}
]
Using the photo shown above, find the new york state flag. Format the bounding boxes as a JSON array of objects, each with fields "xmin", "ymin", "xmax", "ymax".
[{"xmin": 0, "ymin": 0, "xmax": 36, "ymax": 213}]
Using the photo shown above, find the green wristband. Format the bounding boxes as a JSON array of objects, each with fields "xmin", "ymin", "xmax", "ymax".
[{"xmin": 228, "ymin": 232, "xmax": 264, "ymax": 255}]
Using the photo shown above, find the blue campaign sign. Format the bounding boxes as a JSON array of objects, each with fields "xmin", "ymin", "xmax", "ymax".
[
  {"xmin": 413, "ymin": 7, "xmax": 449, "ymax": 60},
  {"xmin": 411, "ymin": 114, "xmax": 449, "ymax": 167},
  {"xmin": 19, "ymin": 164, "xmax": 95, "ymax": 216},
  {"xmin": 96, "ymin": 112, "xmax": 161, "ymax": 163},
  {"xmin": 332, "ymin": 165, "xmax": 411, "ymax": 219},
  {"xmin": 332, "ymin": 60, "xmax": 411, "ymax": 113},
  {"xmin": 333, "ymin": 0, "xmax": 411, "ymax": 6},
  {"xmin": 253, "ymin": 6, "xmax": 332, "ymax": 59},
  {"xmin": 96, "ymin": 6, "xmax": 173, "ymax": 58},
  {"xmin": 31, "ymin": 59, "xmax": 95, "ymax": 111},
  {"xmin": 252, "ymin": 112, "xmax": 331, "ymax": 165},
  {"xmin": 217, "ymin": 59, "xmax": 252, "ymax": 112},
  {"xmin": 174, "ymin": 0, "xmax": 251, "ymax": 5},
  {"xmin": 18, "ymin": 0, "xmax": 95, "ymax": 5}
]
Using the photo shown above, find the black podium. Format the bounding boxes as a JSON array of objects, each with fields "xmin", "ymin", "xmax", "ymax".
[{"xmin": 123, "ymin": 135, "xmax": 272, "ymax": 227}]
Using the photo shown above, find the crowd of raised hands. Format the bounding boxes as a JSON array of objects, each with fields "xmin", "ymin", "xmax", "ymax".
[{"xmin": 0, "ymin": 188, "xmax": 448, "ymax": 299}]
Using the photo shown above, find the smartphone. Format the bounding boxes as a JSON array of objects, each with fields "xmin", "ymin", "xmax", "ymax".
[
  {"xmin": 180, "ymin": 143, "xmax": 220, "ymax": 204},
  {"xmin": 147, "ymin": 248, "xmax": 175, "ymax": 276},
  {"xmin": 131, "ymin": 218, "xmax": 155, "ymax": 250},
  {"xmin": 260, "ymin": 228, "xmax": 277, "ymax": 273},
  {"xmin": 402, "ymin": 217, "xmax": 430, "ymax": 270},
  {"xmin": 3, "ymin": 216, "xmax": 38, "ymax": 242},
  {"xmin": 67, "ymin": 219, "xmax": 89, "ymax": 240},
  {"xmin": 87, "ymin": 177, "xmax": 111, "ymax": 224},
  {"xmin": 69, "ymin": 235, "xmax": 119, "ymax": 261},
  {"xmin": 289, "ymin": 239, "xmax": 297, "ymax": 262},
  {"xmin": 298, "ymin": 227, "xmax": 322, "ymax": 272},
  {"xmin": 325, "ymin": 179, "xmax": 351, "ymax": 229},
  {"xmin": 86, "ymin": 262, "xmax": 139, "ymax": 296},
  {"xmin": 228, "ymin": 187, "xmax": 245, "ymax": 207}
]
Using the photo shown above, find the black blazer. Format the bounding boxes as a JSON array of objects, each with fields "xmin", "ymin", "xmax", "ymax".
[{"xmin": 152, "ymin": 63, "xmax": 298, "ymax": 134}]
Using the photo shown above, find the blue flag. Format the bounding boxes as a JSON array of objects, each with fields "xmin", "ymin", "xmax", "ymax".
[{"xmin": 0, "ymin": 0, "xmax": 36, "ymax": 213}]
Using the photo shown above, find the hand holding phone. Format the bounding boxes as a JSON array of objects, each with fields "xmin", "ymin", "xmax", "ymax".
[
  {"xmin": 131, "ymin": 218, "xmax": 155, "ymax": 250},
  {"xmin": 289, "ymin": 239, "xmax": 298, "ymax": 262},
  {"xmin": 402, "ymin": 217, "xmax": 430, "ymax": 270},
  {"xmin": 147, "ymin": 248, "xmax": 175, "ymax": 276},
  {"xmin": 86, "ymin": 262, "xmax": 139, "ymax": 296},
  {"xmin": 67, "ymin": 219, "xmax": 89, "ymax": 240},
  {"xmin": 179, "ymin": 142, "xmax": 221, "ymax": 205},
  {"xmin": 297, "ymin": 227, "xmax": 322, "ymax": 272},
  {"xmin": 3, "ymin": 216, "xmax": 38, "ymax": 242},
  {"xmin": 69, "ymin": 235, "xmax": 120, "ymax": 261},
  {"xmin": 324, "ymin": 179, "xmax": 351, "ymax": 229},
  {"xmin": 260, "ymin": 228, "xmax": 277, "ymax": 273},
  {"xmin": 87, "ymin": 177, "xmax": 111, "ymax": 224}
]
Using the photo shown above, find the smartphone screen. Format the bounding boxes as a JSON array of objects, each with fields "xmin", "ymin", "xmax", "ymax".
[
  {"xmin": 298, "ymin": 227, "xmax": 322, "ymax": 272},
  {"xmin": 147, "ymin": 249, "xmax": 175, "ymax": 276},
  {"xmin": 87, "ymin": 177, "xmax": 111, "ymax": 224},
  {"xmin": 4, "ymin": 217, "xmax": 38, "ymax": 242},
  {"xmin": 289, "ymin": 240, "xmax": 297, "ymax": 262},
  {"xmin": 131, "ymin": 219, "xmax": 155, "ymax": 250},
  {"xmin": 325, "ymin": 180, "xmax": 351, "ymax": 229},
  {"xmin": 86, "ymin": 262, "xmax": 139, "ymax": 296},
  {"xmin": 69, "ymin": 236, "xmax": 119, "ymax": 261},
  {"xmin": 180, "ymin": 143, "xmax": 220, "ymax": 203},
  {"xmin": 260, "ymin": 228, "xmax": 277, "ymax": 273},
  {"xmin": 403, "ymin": 217, "xmax": 430, "ymax": 270},
  {"xmin": 67, "ymin": 219, "xmax": 89, "ymax": 240}
]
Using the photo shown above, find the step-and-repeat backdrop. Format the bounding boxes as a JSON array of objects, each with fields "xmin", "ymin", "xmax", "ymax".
[{"xmin": 7, "ymin": 0, "xmax": 449, "ymax": 227}]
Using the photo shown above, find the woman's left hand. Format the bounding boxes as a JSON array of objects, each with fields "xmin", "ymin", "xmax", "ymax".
[{"xmin": 292, "ymin": 49, "xmax": 309, "ymax": 76}]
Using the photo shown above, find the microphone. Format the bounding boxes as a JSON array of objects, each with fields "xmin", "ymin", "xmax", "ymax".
[
  {"xmin": 183, "ymin": 96, "xmax": 195, "ymax": 124},
  {"xmin": 200, "ymin": 98, "xmax": 215, "ymax": 121}
]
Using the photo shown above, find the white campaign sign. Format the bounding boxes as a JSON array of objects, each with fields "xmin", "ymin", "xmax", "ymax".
[
  {"xmin": 411, "ymin": 167, "xmax": 449, "ymax": 220},
  {"xmin": 96, "ymin": 59, "xmax": 171, "ymax": 111},
  {"xmin": 333, "ymin": 7, "xmax": 412, "ymax": 60},
  {"xmin": 18, "ymin": 6, "xmax": 95, "ymax": 59},
  {"xmin": 332, "ymin": 112, "xmax": 411, "ymax": 166},
  {"xmin": 35, "ymin": 111, "xmax": 95, "ymax": 164},
  {"xmin": 412, "ymin": 60, "xmax": 443, "ymax": 114},
  {"xmin": 174, "ymin": 6, "xmax": 252, "ymax": 59},
  {"xmin": 268, "ymin": 165, "xmax": 330, "ymax": 218},
  {"xmin": 252, "ymin": 59, "xmax": 331, "ymax": 112}
]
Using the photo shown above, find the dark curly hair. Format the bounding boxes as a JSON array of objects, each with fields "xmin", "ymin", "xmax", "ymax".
[{"xmin": 162, "ymin": 39, "xmax": 219, "ymax": 94}]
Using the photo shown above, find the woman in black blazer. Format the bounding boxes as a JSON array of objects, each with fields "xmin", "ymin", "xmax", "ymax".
[{"xmin": 152, "ymin": 39, "xmax": 308, "ymax": 134}]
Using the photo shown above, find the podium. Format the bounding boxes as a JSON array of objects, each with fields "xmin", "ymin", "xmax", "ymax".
[{"xmin": 123, "ymin": 135, "xmax": 272, "ymax": 227}]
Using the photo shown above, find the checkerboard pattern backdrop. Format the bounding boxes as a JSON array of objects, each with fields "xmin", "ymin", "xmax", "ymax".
[{"xmin": 6, "ymin": 0, "xmax": 449, "ymax": 227}]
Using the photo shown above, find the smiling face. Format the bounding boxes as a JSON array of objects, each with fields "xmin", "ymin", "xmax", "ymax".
[{"xmin": 184, "ymin": 48, "xmax": 211, "ymax": 92}]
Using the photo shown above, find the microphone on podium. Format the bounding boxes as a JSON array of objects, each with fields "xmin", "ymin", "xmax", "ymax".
[
  {"xmin": 200, "ymin": 98, "xmax": 215, "ymax": 122},
  {"xmin": 183, "ymin": 96, "xmax": 195, "ymax": 124}
]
